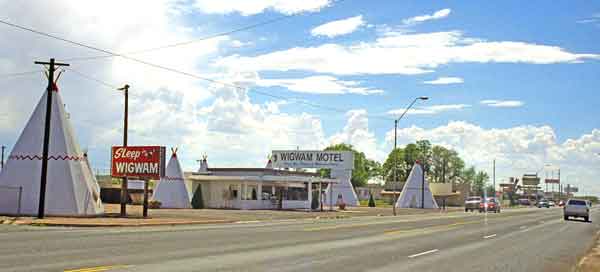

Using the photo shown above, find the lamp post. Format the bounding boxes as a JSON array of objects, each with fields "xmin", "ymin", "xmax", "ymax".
[
  {"xmin": 392, "ymin": 96, "xmax": 428, "ymax": 216},
  {"xmin": 1, "ymin": 145, "xmax": 5, "ymax": 170}
]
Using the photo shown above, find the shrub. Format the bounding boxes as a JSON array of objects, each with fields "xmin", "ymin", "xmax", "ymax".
[
  {"xmin": 149, "ymin": 200, "xmax": 161, "ymax": 209},
  {"xmin": 368, "ymin": 193, "xmax": 376, "ymax": 207}
]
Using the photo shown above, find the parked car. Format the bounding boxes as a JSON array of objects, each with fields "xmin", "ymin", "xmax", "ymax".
[
  {"xmin": 558, "ymin": 200, "xmax": 565, "ymax": 207},
  {"xmin": 465, "ymin": 196, "xmax": 482, "ymax": 212},
  {"xmin": 479, "ymin": 197, "xmax": 501, "ymax": 213},
  {"xmin": 518, "ymin": 198, "xmax": 531, "ymax": 206},
  {"xmin": 549, "ymin": 200, "xmax": 556, "ymax": 207},
  {"xmin": 564, "ymin": 198, "xmax": 590, "ymax": 222},
  {"xmin": 537, "ymin": 199, "xmax": 550, "ymax": 208}
]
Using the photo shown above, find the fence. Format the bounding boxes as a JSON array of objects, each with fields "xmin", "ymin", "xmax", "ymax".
[{"xmin": 0, "ymin": 185, "xmax": 23, "ymax": 216}]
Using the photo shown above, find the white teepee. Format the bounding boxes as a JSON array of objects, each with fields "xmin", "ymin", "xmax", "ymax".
[
  {"xmin": 152, "ymin": 149, "xmax": 191, "ymax": 208},
  {"xmin": 325, "ymin": 169, "xmax": 359, "ymax": 206},
  {"xmin": 0, "ymin": 85, "xmax": 104, "ymax": 216},
  {"xmin": 395, "ymin": 163, "xmax": 438, "ymax": 209}
]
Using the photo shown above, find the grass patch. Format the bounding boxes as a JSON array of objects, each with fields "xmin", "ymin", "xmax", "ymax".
[{"xmin": 359, "ymin": 199, "xmax": 394, "ymax": 207}]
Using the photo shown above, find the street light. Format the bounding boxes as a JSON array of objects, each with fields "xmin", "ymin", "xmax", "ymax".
[{"xmin": 392, "ymin": 96, "xmax": 428, "ymax": 215}]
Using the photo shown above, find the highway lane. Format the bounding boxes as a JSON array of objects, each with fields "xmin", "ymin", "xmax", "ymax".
[{"xmin": 0, "ymin": 207, "xmax": 597, "ymax": 272}]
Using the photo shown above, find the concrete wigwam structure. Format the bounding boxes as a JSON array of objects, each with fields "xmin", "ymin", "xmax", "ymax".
[
  {"xmin": 0, "ymin": 83, "xmax": 103, "ymax": 216},
  {"xmin": 395, "ymin": 162, "xmax": 439, "ymax": 209},
  {"xmin": 152, "ymin": 149, "xmax": 191, "ymax": 209}
]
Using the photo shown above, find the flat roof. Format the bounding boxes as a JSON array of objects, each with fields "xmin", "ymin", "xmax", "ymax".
[{"xmin": 187, "ymin": 174, "xmax": 337, "ymax": 184}]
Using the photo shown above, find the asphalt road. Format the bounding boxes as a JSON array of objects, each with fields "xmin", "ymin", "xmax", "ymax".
[{"xmin": 0, "ymin": 207, "xmax": 598, "ymax": 272}]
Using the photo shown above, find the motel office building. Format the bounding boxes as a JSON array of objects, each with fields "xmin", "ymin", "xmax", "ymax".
[{"xmin": 184, "ymin": 159, "xmax": 337, "ymax": 210}]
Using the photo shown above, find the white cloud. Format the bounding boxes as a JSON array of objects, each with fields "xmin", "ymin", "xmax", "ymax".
[
  {"xmin": 256, "ymin": 75, "xmax": 383, "ymax": 95},
  {"xmin": 230, "ymin": 40, "xmax": 253, "ymax": 48},
  {"xmin": 385, "ymin": 121, "xmax": 600, "ymax": 195},
  {"xmin": 193, "ymin": 0, "xmax": 331, "ymax": 16},
  {"xmin": 329, "ymin": 109, "xmax": 385, "ymax": 161},
  {"xmin": 311, "ymin": 15, "xmax": 365, "ymax": 38},
  {"xmin": 388, "ymin": 104, "xmax": 471, "ymax": 115},
  {"xmin": 423, "ymin": 76, "xmax": 464, "ymax": 85},
  {"xmin": 403, "ymin": 8, "xmax": 451, "ymax": 25},
  {"xmin": 576, "ymin": 13, "xmax": 600, "ymax": 24},
  {"xmin": 481, "ymin": 100, "xmax": 525, "ymax": 108},
  {"xmin": 215, "ymin": 31, "xmax": 600, "ymax": 76}
]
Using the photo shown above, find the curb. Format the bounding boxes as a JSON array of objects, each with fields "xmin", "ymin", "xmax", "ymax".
[{"xmin": 12, "ymin": 219, "xmax": 237, "ymax": 227}]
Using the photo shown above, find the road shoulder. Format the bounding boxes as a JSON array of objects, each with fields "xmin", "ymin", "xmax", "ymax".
[{"xmin": 576, "ymin": 230, "xmax": 600, "ymax": 272}]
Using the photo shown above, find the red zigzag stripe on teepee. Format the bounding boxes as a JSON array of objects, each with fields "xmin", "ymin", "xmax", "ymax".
[
  {"xmin": 9, "ymin": 154, "xmax": 83, "ymax": 161},
  {"xmin": 163, "ymin": 176, "xmax": 184, "ymax": 181}
]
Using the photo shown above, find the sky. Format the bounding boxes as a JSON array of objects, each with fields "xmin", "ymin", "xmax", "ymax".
[{"xmin": 0, "ymin": 0, "xmax": 599, "ymax": 195}]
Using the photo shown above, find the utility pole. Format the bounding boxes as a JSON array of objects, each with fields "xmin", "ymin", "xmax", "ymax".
[
  {"xmin": 34, "ymin": 58, "xmax": 69, "ymax": 219},
  {"xmin": 1, "ymin": 145, "xmax": 5, "ymax": 170},
  {"xmin": 118, "ymin": 84, "xmax": 130, "ymax": 217},
  {"xmin": 493, "ymin": 159, "xmax": 496, "ymax": 196},
  {"xmin": 393, "ymin": 119, "xmax": 397, "ymax": 216}
]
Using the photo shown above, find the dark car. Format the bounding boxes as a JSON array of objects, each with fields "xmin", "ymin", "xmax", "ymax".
[
  {"xmin": 537, "ymin": 199, "xmax": 550, "ymax": 208},
  {"xmin": 479, "ymin": 197, "xmax": 501, "ymax": 213},
  {"xmin": 518, "ymin": 199, "xmax": 531, "ymax": 206}
]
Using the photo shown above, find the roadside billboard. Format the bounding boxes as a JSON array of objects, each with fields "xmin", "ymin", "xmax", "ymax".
[
  {"xmin": 271, "ymin": 150, "xmax": 354, "ymax": 170},
  {"xmin": 522, "ymin": 174, "xmax": 540, "ymax": 186},
  {"xmin": 565, "ymin": 186, "xmax": 579, "ymax": 193},
  {"xmin": 111, "ymin": 146, "xmax": 166, "ymax": 180},
  {"xmin": 545, "ymin": 179, "xmax": 560, "ymax": 184}
]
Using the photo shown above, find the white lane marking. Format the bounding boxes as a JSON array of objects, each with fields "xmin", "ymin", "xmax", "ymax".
[
  {"xmin": 559, "ymin": 225, "xmax": 569, "ymax": 232},
  {"xmin": 235, "ymin": 220, "xmax": 261, "ymax": 224},
  {"xmin": 408, "ymin": 249, "xmax": 439, "ymax": 258},
  {"xmin": 520, "ymin": 225, "xmax": 527, "ymax": 229},
  {"xmin": 483, "ymin": 234, "xmax": 497, "ymax": 239}
]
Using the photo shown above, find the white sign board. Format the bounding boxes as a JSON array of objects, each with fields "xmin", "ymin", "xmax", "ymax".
[{"xmin": 271, "ymin": 150, "xmax": 354, "ymax": 170}]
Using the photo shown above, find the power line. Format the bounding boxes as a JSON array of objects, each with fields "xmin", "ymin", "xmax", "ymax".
[
  {"xmin": 0, "ymin": 9, "xmax": 392, "ymax": 121},
  {"xmin": 61, "ymin": 14, "xmax": 297, "ymax": 62},
  {"xmin": 65, "ymin": 68, "xmax": 118, "ymax": 90},
  {"xmin": 60, "ymin": 0, "xmax": 349, "ymax": 62},
  {"xmin": 0, "ymin": 70, "xmax": 41, "ymax": 79}
]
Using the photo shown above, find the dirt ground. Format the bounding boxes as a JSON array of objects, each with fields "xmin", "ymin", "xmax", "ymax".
[
  {"xmin": 0, "ymin": 204, "xmax": 463, "ymax": 227},
  {"xmin": 109, "ymin": 203, "xmax": 463, "ymax": 221},
  {"xmin": 577, "ymin": 231, "xmax": 600, "ymax": 272}
]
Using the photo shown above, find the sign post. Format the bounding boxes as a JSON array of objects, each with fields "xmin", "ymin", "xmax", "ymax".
[{"xmin": 111, "ymin": 146, "xmax": 165, "ymax": 218}]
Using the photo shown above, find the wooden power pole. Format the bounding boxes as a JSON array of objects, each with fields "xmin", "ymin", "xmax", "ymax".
[
  {"xmin": 118, "ymin": 84, "xmax": 130, "ymax": 217},
  {"xmin": 34, "ymin": 58, "xmax": 69, "ymax": 219}
]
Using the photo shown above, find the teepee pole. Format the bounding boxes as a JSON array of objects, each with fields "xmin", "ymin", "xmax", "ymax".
[{"xmin": 34, "ymin": 58, "xmax": 69, "ymax": 219}]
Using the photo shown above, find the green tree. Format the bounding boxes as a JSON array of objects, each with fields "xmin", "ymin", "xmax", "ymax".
[
  {"xmin": 318, "ymin": 143, "xmax": 379, "ymax": 187},
  {"xmin": 472, "ymin": 171, "xmax": 490, "ymax": 196},
  {"xmin": 382, "ymin": 148, "xmax": 407, "ymax": 183},
  {"xmin": 459, "ymin": 166, "xmax": 477, "ymax": 193},
  {"xmin": 430, "ymin": 146, "xmax": 465, "ymax": 184}
]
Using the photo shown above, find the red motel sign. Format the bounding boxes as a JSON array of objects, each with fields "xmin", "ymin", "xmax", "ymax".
[{"xmin": 111, "ymin": 146, "xmax": 166, "ymax": 180}]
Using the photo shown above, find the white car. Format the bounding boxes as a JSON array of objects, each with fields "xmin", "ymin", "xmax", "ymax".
[{"xmin": 564, "ymin": 199, "xmax": 590, "ymax": 222}]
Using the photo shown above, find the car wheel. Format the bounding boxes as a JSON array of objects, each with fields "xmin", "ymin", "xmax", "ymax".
[
  {"xmin": 564, "ymin": 215, "xmax": 569, "ymax": 221},
  {"xmin": 465, "ymin": 208, "xmax": 468, "ymax": 212},
  {"xmin": 585, "ymin": 217, "xmax": 590, "ymax": 222}
]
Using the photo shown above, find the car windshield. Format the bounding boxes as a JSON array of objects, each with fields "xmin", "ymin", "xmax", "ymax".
[
  {"xmin": 467, "ymin": 197, "xmax": 481, "ymax": 201},
  {"xmin": 569, "ymin": 200, "xmax": 587, "ymax": 206}
]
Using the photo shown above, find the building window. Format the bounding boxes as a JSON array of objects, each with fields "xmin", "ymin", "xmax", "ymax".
[
  {"xmin": 262, "ymin": 185, "xmax": 273, "ymax": 200},
  {"xmin": 245, "ymin": 185, "xmax": 258, "ymax": 200}
]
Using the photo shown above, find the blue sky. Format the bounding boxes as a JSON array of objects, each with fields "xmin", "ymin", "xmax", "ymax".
[
  {"xmin": 192, "ymin": 0, "xmax": 600, "ymax": 140},
  {"xmin": 1, "ymin": 0, "xmax": 600, "ymax": 194}
]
